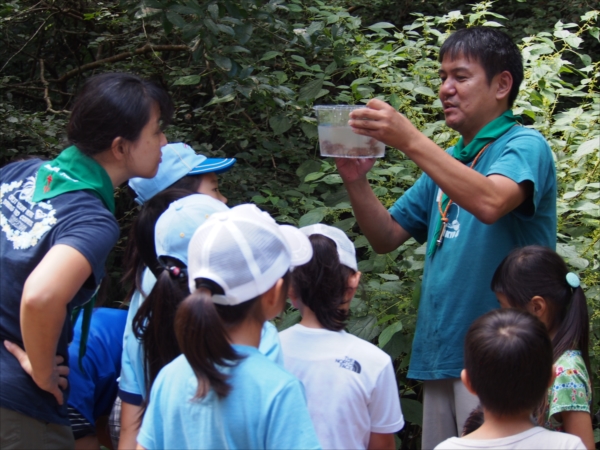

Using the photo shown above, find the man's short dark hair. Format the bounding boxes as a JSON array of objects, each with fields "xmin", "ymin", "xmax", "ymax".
[
  {"xmin": 439, "ymin": 27, "xmax": 524, "ymax": 107},
  {"xmin": 464, "ymin": 309, "xmax": 552, "ymax": 416}
]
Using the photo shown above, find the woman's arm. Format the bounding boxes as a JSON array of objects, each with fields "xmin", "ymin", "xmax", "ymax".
[
  {"xmin": 119, "ymin": 401, "xmax": 143, "ymax": 450},
  {"xmin": 560, "ymin": 411, "xmax": 595, "ymax": 450},
  {"xmin": 7, "ymin": 244, "xmax": 92, "ymax": 404}
]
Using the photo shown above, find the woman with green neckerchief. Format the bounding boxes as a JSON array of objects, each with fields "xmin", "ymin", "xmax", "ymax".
[{"xmin": 0, "ymin": 72, "xmax": 173, "ymax": 449}]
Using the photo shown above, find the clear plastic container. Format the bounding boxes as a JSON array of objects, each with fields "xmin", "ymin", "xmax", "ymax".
[{"xmin": 313, "ymin": 105, "xmax": 385, "ymax": 158}]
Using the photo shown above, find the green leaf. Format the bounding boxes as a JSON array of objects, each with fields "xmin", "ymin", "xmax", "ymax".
[
  {"xmin": 299, "ymin": 78, "xmax": 324, "ymax": 102},
  {"xmin": 301, "ymin": 123, "xmax": 318, "ymax": 139},
  {"xmin": 166, "ymin": 11, "xmax": 186, "ymax": 28},
  {"xmin": 212, "ymin": 55, "xmax": 232, "ymax": 71},
  {"xmin": 173, "ymin": 75, "xmax": 201, "ymax": 86},
  {"xmin": 322, "ymin": 174, "xmax": 343, "ymax": 184},
  {"xmin": 400, "ymin": 398, "xmax": 423, "ymax": 426},
  {"xmin": 299, "ymin": 208, "xmax": 326, "ymax": 227},
  {"xmin": 414, "ymin": 86, "xmax": 436, "ymax": 97},
  {"xmin": 305, "ymin": 172, "xmax": 325, "ymax": 182},
  {"xmin": 379, "ymin": 321, "xmax": 403, "ymax": 348},
  {"xmin": 347, "ymin": 314, "xmax": 380, "ymax": 341},
  {"xmin": 377, "ymin": 273, "xmax": 399, "ymax": 281},
  {"xmin": 269, "ymin": 115, "xmax": 292, "ymax": 135},
  {"xmin": 368, "ymin": 22, "xmax": 396, "ymax": 30},
  {"xmin": 296, "ymin": 160, "xmax": 322, "ymax": 179},
  {"xmin": 482, "ymin": 21, "xmax": 504, "ymax": 27},
  {"xmin": 277, "ymin": 310, "xmax": 301, "ymax": 331},
  {"xmin": 332, "ymin": 217, "xmax": 355, "ymax": 231},
  {"xmin": 205, "ymin": 93, "xmax": 236, "ymax": 107},
  {"xmin": 260, "ymin": 51, "xmax": 281, "ymax": 61},
  {"xmin": 573, "ymin": 139, "xmax": 599, "ymax": 158},
  {"xmin": 235, "ymin": 24, "xmax": 253, "ymax": 44}
]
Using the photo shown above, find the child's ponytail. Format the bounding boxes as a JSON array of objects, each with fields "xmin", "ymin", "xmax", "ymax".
[
  {"xmin": 132, "ymin": 257, "xmax": 189, "ymax": 399},
  {"xmin": 552, "ymin": 284, "xmax": 591, "ymax": 377},
  {"xmin": 175, "ymin": 279, "xmax": 254, "ymax": 399}
]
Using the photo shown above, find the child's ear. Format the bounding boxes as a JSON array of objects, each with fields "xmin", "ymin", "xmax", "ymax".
[
  {"xmin": 461, "ymin": 369, "xmax": 477, "ymax": 396},
  {"xmin": 344, "ymin": 271, "xmax": 362, "ymax": 301},
  {"xmin": 528, "ymin": 295, "xmax": 547, "ymax": 317},
  {"xmin": 261, "ymin": 278, "xmax": 286, "ymax": 320},
  {"xmin": 110, "ymin": 136, "xmax": 127, "ymax": 161}
]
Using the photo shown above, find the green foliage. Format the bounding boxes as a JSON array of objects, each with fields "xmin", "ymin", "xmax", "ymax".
[{"xmin": 1, "ymin": 1, "xmax": 598, "ymax": 446}]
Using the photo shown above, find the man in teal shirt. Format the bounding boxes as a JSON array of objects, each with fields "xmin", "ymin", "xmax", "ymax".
[{"xmin": 336, "ymin": 27, "xmax": 556, "ymax": 448}]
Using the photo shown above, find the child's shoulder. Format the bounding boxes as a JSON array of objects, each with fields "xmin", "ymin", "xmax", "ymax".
[
  {"xmin": 435, "ymin": 427, "xmax": 585, "ymax": 449},
  {"xmin": 234, "ymin": 345, "xmax": 299, "ymax": 384},
  {"xmin": 280, "ymin": 324, "xmax": 392, "ymax": 370}
]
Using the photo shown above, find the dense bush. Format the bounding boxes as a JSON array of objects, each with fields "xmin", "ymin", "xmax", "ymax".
[{"xmin": 1, "ymin": 0, "xmax": 598, "ymax": 446}]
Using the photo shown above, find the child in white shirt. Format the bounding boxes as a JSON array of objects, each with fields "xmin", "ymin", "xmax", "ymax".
[{"xmin": 279, "ymin": 224, "xmax": 404, "ymax": 450}]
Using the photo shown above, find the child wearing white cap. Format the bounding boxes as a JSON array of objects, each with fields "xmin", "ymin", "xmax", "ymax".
[
  {"xmin": 279, "ymin": 224, "xmax": 404, "ymax": 450},
  {"xmin": 136, "ymin": 205, "xmax": 320, "ymax": 450},
  {"xmin": 118, "ymin": 197, "xmax": 286, "ymax": 449}
]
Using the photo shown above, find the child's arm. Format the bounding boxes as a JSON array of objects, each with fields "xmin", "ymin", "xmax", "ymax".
[
  {"xmin": 368, "ymin": 432, "xmax": 395, "ymax": 450},
  {"xmin": 119, "ymin": 401, "xmax": 143, "ymax": 450},
  {"xmin": 560, "ymin": 411, "xmax": 594, "ymax": 450}
]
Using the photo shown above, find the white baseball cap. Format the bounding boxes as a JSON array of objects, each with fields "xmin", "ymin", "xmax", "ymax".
[
  {"xmin": 187, "ymin": 204, "xmax": 313, "ymax": 305},
  {"xmin": 154, "ymin": 194, "xmax": 229, "ymax": 265},
  {"xmin": 300, "ymin": 224, "xmax": 358, "ymax": 271},
  {"xmin": 129, "ymin": 143, "xmax": 236, "ymax": 204}
]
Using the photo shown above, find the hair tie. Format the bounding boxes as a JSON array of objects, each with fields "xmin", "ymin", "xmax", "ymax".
[{"xmin": 566, "ymin": 272, "xmax": 580, "ymax": 289}]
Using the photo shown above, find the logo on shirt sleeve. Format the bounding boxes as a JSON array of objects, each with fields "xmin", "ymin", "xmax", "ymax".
[
  {"xmin": 1, "ymin": 177, "xmax": 57, "ymax": 249},
  {"xmin": 336, "ymin": 356, "xmax": 362, "ymax": 374}
]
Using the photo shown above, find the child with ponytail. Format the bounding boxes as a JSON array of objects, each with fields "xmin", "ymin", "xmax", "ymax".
[
  {"xmin": 136, "ymin": 204, "xmax": 320, "ymax": 450},
  {"xmin": 118, "ymin": 196, "xmax": 284, "ymax": 449},
  {"xmin": 279, "ymin": 224, "xmax": 404, "ymax": 450},
  {"xmin": 491, "ymin": 245, "xmax": 594, "ymax": 449}
]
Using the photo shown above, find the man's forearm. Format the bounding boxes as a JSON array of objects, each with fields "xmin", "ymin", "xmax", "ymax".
[{"xmin": 344, "ymin": 176, "xmax": 410, "ymax": 253}]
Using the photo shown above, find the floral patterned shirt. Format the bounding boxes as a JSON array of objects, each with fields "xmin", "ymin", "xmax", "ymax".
[{"xmin": 545, "ymin": 350, "xmax": 592, "ymax": 431}]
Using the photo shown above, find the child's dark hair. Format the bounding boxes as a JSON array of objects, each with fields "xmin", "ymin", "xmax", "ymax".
[
  {"xmin": 464, "ymin": 309, "xmax": 553, "ymax": 416},
  {"xmin": 121, "ymin": 188, "xmax": 195, "ymax": 300},
  {"xmin": 291, "ymin": 234, "xmax": 354, "ymax": 331},
  {"xmin": 132, "ymin": 255, "xmax": 190, "ymax": 403},
  {"xmin": 175, "ymin": 274, "xmax": 290, "ymax": 399},
  {"xmin": 491, "ymin": 245, "xmax": 590, "ymax": 378}
]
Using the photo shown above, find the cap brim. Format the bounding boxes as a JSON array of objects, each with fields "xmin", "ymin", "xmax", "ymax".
[
  {"xmin": 188, "ymin": 158, "xmax": 236, "ymax": 175},
  {"xmin": 279, "ymin": 225, "xmax": 313, "ymax": 267}
]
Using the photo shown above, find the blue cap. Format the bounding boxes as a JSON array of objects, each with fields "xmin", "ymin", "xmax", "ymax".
[
  {"xmin": 154, "ymin": 194, "xmax": 229, "ymax": 264},
  {"xmin": 129, "ymin": 143, "xmax": 236, "ymax": 204}
]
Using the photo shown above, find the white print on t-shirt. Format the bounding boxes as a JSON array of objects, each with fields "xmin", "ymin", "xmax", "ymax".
[
  {"xmin": 436, "ymin": 188, "xmax": 461, "ymax": 241},
  {"xmin": 336, "ymin": 356, "xmax": 362, "ymax": 374},
  {"xmin": 1, "ymin": 177, "xmax": 57, "ymax": 249}
]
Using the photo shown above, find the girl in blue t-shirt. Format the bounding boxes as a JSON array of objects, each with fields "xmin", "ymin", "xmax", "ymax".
[
  {"xmin": 136, "ymin": 204, "xmax": 320, "ymax": 450},
  {"xmin": 491, "ymin": 245, "xmax": 593, "ymax": 449}
]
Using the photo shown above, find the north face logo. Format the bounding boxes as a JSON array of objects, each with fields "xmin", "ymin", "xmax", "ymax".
[{"xmin": 336, "ymin": 356, "xmax": 361, "ymax": 374}]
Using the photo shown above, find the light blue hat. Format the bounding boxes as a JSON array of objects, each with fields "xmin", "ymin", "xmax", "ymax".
[
  {"xmin": 154, "ymin": 194, "xmax": 229, "ymax": 265},
  {"xmin": 129, "ymin": 143, "xmax": 236, "ymax": 205}
]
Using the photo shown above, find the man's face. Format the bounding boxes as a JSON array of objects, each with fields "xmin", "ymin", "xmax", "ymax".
[{"xmin": 438, "ymin": 53, "xmax": 500, "ymax": 143}]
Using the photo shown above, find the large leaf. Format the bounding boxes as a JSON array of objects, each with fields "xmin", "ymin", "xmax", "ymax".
[
  {"xmin": 173, "ymin": 75, "xmax": 201, "ymax": 86},
  {"xmin": 235, "ymin": 23, "xmax": 253, "ymax": 44},
  {"xmin": 401, "ymin": 398, "xmax": 423, "ymax": 426},
  {"xmin": 269, "ymin": 115, "xmax": 292, "ymax": 135},
  {"xmin": 298, "ymin": 208, "xmax": 327, "ymax": 227},
  {"xmin": 299, "ymin": 78, "xmax": 324, "ymax": 102},
  {"xmin": 347, "ymin": 315, "xmax": 380, "ymax": 341},
  {"xmin": 213, "ymin": 55, "xmax": 232, "ymax": 71},
  {"xmin": 378, "ymin": 321, "xmax": 403, "ymax": 348}
]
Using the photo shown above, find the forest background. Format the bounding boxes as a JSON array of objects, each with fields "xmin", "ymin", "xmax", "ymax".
[{"xmin": 1, "ymin": 0, "xmax": 599, "ymax": 447}]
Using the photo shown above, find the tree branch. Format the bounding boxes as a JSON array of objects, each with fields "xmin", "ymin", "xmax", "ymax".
[
  {"xmin": 53, "ymin": 44, "xmax": 190, "ymax": 83},
  {"xmin": 40, "ymin": 59, "xmax": 69, "ymax": 114}
]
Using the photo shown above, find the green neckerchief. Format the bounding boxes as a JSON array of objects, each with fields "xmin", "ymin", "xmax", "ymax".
[
  {"xmin": 70, "ymin": 294, "xmax": 96, "ymax": 374},
  {"xmin": 32, "ymin": 146, "xmax": 115, "ymax": 214},
  {"xmin": 427, "ymin": 110, "xmax": 521, "ymax": 258}
]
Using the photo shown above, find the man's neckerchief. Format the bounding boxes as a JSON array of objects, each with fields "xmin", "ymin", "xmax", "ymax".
[
  {"xmin": 32, "ymin": 145, "xmax": 115, "ymax": 214},
  {"xmin": 427, "ymin": 110, "xmax": 521, "ymax": 258}
]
